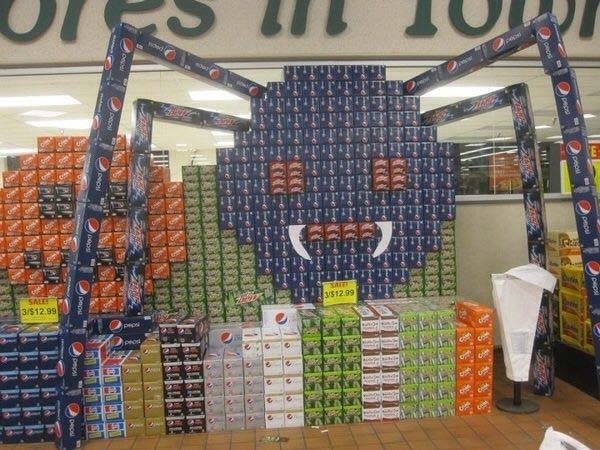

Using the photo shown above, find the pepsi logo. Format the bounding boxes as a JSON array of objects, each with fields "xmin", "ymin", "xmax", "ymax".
[
  {"xmin": 558, "ymin": 43, "xmax": 567, "ymax": 58},
  {"xmin": 95, "ymin": 156, "xmax": 110, "ymax": 173},
  {"xmin": 164, "ymin": 47, "xmax": 177, "ymax": 61},
  {"xmin": 66, "ymin": 403, "xmax": 80, "ymax": 418},
  {"xmin": 566, "ymin": 140, "xmax": 582, "ymax": 156},
  {"xmin": 555, "ymin": 81, "xmax": 571, "ymax": 97},
  {"xmin": 56, "ymin": 360, "xmax": 65, "ymax": 377},
  {"xmin": 220, "ymin": 331, "xmax": 233, "ymax": 344},
  {"xmin": 104, "ymin": 100, "xmax": 125, "ymax": 122},
  {"xmin": 104, "ymin": 56, "xmax": 113, "ymax": 71},
  {"xmin": 112, "ymin": 336, "xmax": 124, "ymax": 348},
  {"xmin": 109, "ymin": 319, "xmax": 123, "ymax": 333},
  {"xmin": 593, "ymin": 322, "xmax": 600, "ymax": 339},
  {"xmin": 585, "ymin": 261, "xmax": 600, "ymax": 277},
  {"xmin": 446, "ymin": 60, "xmax": 459, "ymax": 74},
  {"xmin": 275, "ymin": 312, "xmax": 288, "ymax": 325},
  {"xmin": 69, "ymin": 341, "xmax": 85, "ymax": 357},
  {"xmin": 92, "ymin": 115, "xmax": 100, "ymax": 130},
  {"xmin": 575, "ymin": 200, "xmax": 592, "ymax": 216},
  {"xmin": 537, "ymin": 26, "xmax": 552, "ymax": 41},
  {"xmin": 209, "ymin": 67, "xmax": 221, "ymax": 80},
  {"xmin": 249, "ymin": 85, "xmax": 260, "ymax": 96},
  {"xmin": 75, "ymin": 280, "xmax": 91, "ymax": 296},
  {"xmin": 120, "ymin": 37, "xmax": 134, "ymax": 54},
  {"xmin": 406, "ymin": 80, "xmax": 416, "ymax": 93},
  {"xmin": 492, "ymin": 37, "xmax": 505, "ymax": 52},
  {"xmin": 85, "ymin": 218, "xmax": 100, "ymax": 234}
]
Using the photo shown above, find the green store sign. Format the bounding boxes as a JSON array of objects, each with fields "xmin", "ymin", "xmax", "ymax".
[{"xmin": 0, "ymin": 0, "xmax": 598, "ymax": 42}]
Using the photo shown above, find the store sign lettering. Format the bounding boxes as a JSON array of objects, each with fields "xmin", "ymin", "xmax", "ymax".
[{"xmin": 0, "ymin": 0, "xmax": 598, "ymax": 43}]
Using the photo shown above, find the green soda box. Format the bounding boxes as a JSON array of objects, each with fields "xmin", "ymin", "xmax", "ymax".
[
  {"xmin": 341, "ymin": 388, "xmax": 362, "ymax": 407},
  {"xmin": 396, "ymin": 309, "xmax": 419, "ymax": 332},
  {"xmin": 322, "ymin": 372, "xmax": 343, "ymax": 390},
  {"xmin": 399, "ymin": 349, "xmax": 419, "ymax": 368},
  {"xmin": 275, "ymin": 290, "xmax": 292, "ymax": 303},
  {"xmin": 418, "ymin": 310, "xmax": 438, "ymax": 331},
  {"xmin": 419, "ymin": 349, "xmax": 438, "ymax": 367},
  {"xmin": 304, "ymin": 408, "xmax": 325, "ymax": 426},
  {"xmin": 323, "ymin": 407, "xmax": 344, "ymax": 424},
  {"xmin": 437, "ymin": 382, "xmax": 455, "ymax": 400},
  {"xmin": 303, "ymin": 355, "xmax": 323, "ymax": 373},
  {"xmin": 437, "ymin": 399, "xmax": 455, "ymax": 417},
  {"xmin": 399, "ymin": 401, "xmax": 419, "ymax": 420},
  {"xmin": 304, "ymin": 390, "xmax": 324, "ymax": 409},
  {"xmin": 343, "ymin": 406, "xmax": 362, "ymax": 423},
  {"xmin": 322, "ymin": 337, "xmax": 342, "ymax": 354},
  {"xmin": 437, "ymin": 365, "xmax": 455, "ymax": 383},
  {"xmin": 334, "ymin": 306, "xmax": 360, "ymax": 335},
  {"xmin": 393, "ymin": 284, "xmax": 409, "ymax": 298},
  {"xmin": 298, "ymin": 309, "xmax": 321, "ymax": 336},
  {"xmin": 342, "ymin": 352, "xmax": 362, "ymax": 372},
  {"xmin": 322, "ymin": 354, "xmax": 343, "ymax": 372},
  {"xmin": 302, "ymin": 337, "xmax": 322, "ymax": 356},
  {"xmin": 341, "ymin": 371, "xmax": 361, "ymax": 390},
  {"xmin": 398, "ymin": 332, "xmax": 419, "ymax": 350},
  {"xmin": 399, "ymin": 383, "xmax": 419, "ymax": 403},
  {"xmin": 399, "ymin": 367, "xmax": 419, "ymax": 385},
  {"xmin": 418, "ymin": 330, "xmax": 438, "ymax": 349},
  {"xmin": 438, "ymin": 347, "xmax": 456, "ymax": 366},
  {"xmin": 303, "ymin": 372, "xmax": 324, "ymax": 391},
  {"xmin": 323, "ymin": 389, "xmax": 343, "ymax": 408},
  {"xmin": 437, "ymin": 309, "xmax": 456, "ymax": 330},
  {"xmin": 257, "ymin": 276, "xmax": 273, "ymax": 291},
  {"xmin": 418, "ymin": 383, "xmax": 437, "ymax": 402},
  {"xmin": 419, "ymin": 400, "xmax": 439, "ymax": 418},
  {"xmin": 319, "ymin": 310, "xmax": 341, "ymax": 337},
  {"xmin": 341, "ymin": 335, "xmax": 361, "ymax": 354},
  {"xmin": 437, "ymin": 329, "xmax": 455, "ymax": 348},
  {"xmin": 419, "ymin": 366, "xmax": 438, "ymax": 384}
]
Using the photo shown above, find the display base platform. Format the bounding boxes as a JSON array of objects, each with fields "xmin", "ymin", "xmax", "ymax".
[
  {"xmin": 554, "ymin": 341, "xmax": 599, "ymax": 399},
  {"xmin": 496, "ymin": 397, "xmax": 539, "ymax": 414}
]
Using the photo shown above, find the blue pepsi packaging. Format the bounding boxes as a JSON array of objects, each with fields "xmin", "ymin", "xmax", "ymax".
[
  {"xmin": 437, "ymin": 46, "xmax": 485, "ymax": 82},
  {"xmin": 60, "ymin": 264, "xmax": 94, "ymax": 329},
  {"xmin": 42, "ymin": 405, "xmax": 57, "ymax": 425},
  {"xmin": 92, "ymin": 315, "xmax": 154, "ymax": 335},
  {"xmin": 482, "ymin": 19, "xmax": 534, "ymax": 61},
  {"xmin": 138, "ymin": 33, "xmax": 186, "ymax": 67},
  {"xmin": 560, "ymin": 127, "xmax": 594, "ymax": 188},
  {"xmin": 41, "ymin": 388, "xmax": 58, "ymax": 407},
  {"xmin": 39, "ymin": 325, "xmax": 59, "ymax": 352},
  {"xmin": 19, "ymin": 352, "xmax": 39, "ymax": 370},
  {"xmin": 551, "ymin": 68, "xmax": 586, "ymax": 130},
  {"xmin": 69, "ymin": 202, "xmax": 103, "ymax": 266},
  {"xmin": 127, "ymin": 154, "xmax": 150, "ymax": 206},
  {"xmin": 131, "ymin": 100, "xmax": 153, "ymax": 153},
  {"xmin": 22, "ymin": 406, "xmax": 42, "ymax": 426},
  {"xmin": 571, "ymin": 186, "xmax": 600, "ymax": 249},
  {"xmin": 0, "ymin": 324, "xmax": 22, "ymax": 352},
  {"xmin": 533, "ymin": 13, "xmax": 569, "ymax": 75},
  {"xmin": 19, "ymin": 370, "xmax": 40, "ymax": 388},
  {"xmin": 54, "ymin": 388, "xmax": 83, "ymax": 450},
  {"xmin": 124, "ymin": 262, "xmax": 146, "ymax": 315},
  {"xmin": 77, "ymin": 141, "xmax": 113, "ymax": 205},
  {"xmin": 89, "ymin": 81, "xmax": 126, "ymax": 147},
  {"xmin": 404, "ymin": 69, "xmax": 438, "ymax": 96},
  {"xmin": 18, "ymin": 326, "xmax": 42, "ymax": 352},
  {"xmin": 1, "ymin": 352, "xmax": 19, "ymax": 370},
  {"xmin": 125, "ymin": 207, "xmax": 148, "ymax": 262},
  {"xmin": 56, "ymin": 327, "xmax": 87, "ymax": 390}
]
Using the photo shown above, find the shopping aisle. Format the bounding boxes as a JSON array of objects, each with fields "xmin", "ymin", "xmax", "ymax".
[{"xmin": 4, "ymin": 351, "xmax": 599, "ymax": 450}]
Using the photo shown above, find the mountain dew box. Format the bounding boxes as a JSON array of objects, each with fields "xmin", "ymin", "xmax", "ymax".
[{"xmin": 298, "ymin": 309, "xmax": 321, "ymax": 336}]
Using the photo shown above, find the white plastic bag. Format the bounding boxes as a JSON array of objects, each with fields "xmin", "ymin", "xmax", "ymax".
[
  {"xmin": 539, "ymin": 427, "xmax": 591, "ymax": 450},
  {"xmin": 492, "ymin": 264, "xmax": 556, "ymax": 382}
]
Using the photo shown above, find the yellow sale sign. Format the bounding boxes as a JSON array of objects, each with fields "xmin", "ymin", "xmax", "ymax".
[
  {"xmin": 19, "ymin": 298, "xmax": 59, "ymax": 324},
  {"xmin": 322, "ymin": 280, "xmax": 358, "ymax": 306}
]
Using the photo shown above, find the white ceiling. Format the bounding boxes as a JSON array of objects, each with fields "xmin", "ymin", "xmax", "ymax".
[{"xmin": 0, "ymin": 63, "xmax": 599, "ymax": 180}]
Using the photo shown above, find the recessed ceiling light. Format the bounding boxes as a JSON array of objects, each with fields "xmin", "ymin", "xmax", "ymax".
[
  {"xmin": 189, "ymin": 90, "xmax": 242, "ymax": 101},
  {"xmin": 486, "ymin": 136, "xmax": 513, "ymax": 142},
  {"xmin": 0, "ymin": 95, "xmax": 80, "ymax": 108},
  {"xmin": 464, "ymin": 143, "xmax": 485, "ymax": 147},
  {"xmin": 423, "ymin": 86, "xmax": 502, "ymax": 98},
  {"xmin": 26, "ymin": 119, "xmax": 91, "ymax": 129},
  {"xmin": 584, "ymin": 114, "xmax": 596, "ymax": 119},
  {"xmin": 20, "ymin": 110, "xmax": 66, "ymax": 118},
  {"xmin": 535, "ymin": 125, "xmax": 551, "ymax": 129},
  {"xmin": 0, "ymin": 148, "xmax": 36, "ymax": 156},
  {"xmin": 211, "ymin": 131, "xmax": 232, "ymax": 137}
]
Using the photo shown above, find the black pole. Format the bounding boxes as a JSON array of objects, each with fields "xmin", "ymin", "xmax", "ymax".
[{"xmin": 497, "ymin": 381, "xmax": 538, "ymax": 413}]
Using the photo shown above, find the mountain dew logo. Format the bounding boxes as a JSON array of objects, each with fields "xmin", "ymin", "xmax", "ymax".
[{"xmin": 236, "ymin": 292, "xmax": 261, "ymax": 304}]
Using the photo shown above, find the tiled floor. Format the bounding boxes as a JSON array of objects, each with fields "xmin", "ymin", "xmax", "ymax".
[{"xmin": 7, "ymin": 352, "xmax": 600, "ymax": 449}]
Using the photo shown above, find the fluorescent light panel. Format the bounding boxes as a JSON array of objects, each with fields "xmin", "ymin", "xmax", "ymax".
[
  {"xmin": 423, "ymin": 86, "xmax": 502, "ymax": 98},
  {"xmin": 584, "ymin": 114, "xmax": 596, "ymax": 119},
  {"xmin": 211, "ymin": 131, "xmax": 232, "ymax": 137},
  {"xmin": 0, "ymin": 148, "xmax": 36, "ymax": 156},
  {"xmin": 26, "ymin": 119, "xmax": 91, "ymax": 129},
  {"xmin": 0, "ymin": 95, "xmax": 79, "ymax": 108},
  {"xmin": 464, "ymin": 143, "xmax": 486, "ymax": 147},
  {"xmin": 21, "ymin": 110, "xmax": 66, "ymax": 118},
  {"xmin": 216, "ymin": 140, "xmax": 234, "ymax": 147},
  {"xmin": 189, "ymin": 90, "xmax": 242, "ymax": 101},
  {"xmin": 535, "ymin": 125, "xmax": 551, "ymax": 129},
  {"xmin": 486, "ymin": 136, "xmax": 513, "ymax": 142}
]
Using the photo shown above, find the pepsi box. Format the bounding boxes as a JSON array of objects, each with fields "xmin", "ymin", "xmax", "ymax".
[
  {"xmin": 551, "ymin": 68, "xmax": 586, "ymax": 131},
  {"xmin": 69, "ymin": 202, "xmax": 104, "ymax": 266},
  {"xmin": 93, "ymin": 315, "xmax": 154, "ymax": 335},
  {"xmin": 0, "ymin": 352, "xmax": 18, "ymax": 371},
  {"xmin": 19, "ymin": 352, "xmax": 39, "ymax": 370},
  {"xmin": 56, "ymin": 327, "xmax": 87, "ymax": 390},
  {"xmin": 24, "ymin": 251, "xmax": 42, "ymax": 269},
  {"xmin": 3, "ymin": 425, "xmax": 24, "ymax": 443},
  {"xmin": 60, "ymin": 264, "xmax": 95, "ymax": 329},
  {"xmin": 437, "ymin": 46, "xmax": 485, "ymax": 82},
  {"xmin": 101, "ymin": 23, "xmax": 138, "ymax": 87},
  {"xmin": 38, "ymin": 324, "xmax": 59, "ymax": 352},
  {"xmin": 110, "ymin": 332, "xmax": 148, "ymax": 351},
  {"xmin": 40, "ymin": 388, "xmax": 58, "ymax": 407},
  {"xmin": 18, "ymin": 325, "xmax": 41, "ymax": 352},
  {"xmin": 21, "ymin": 406, "xmax": 41, "ymax": 426},
  {"xmin": 1, "ymin": 389, "xmax": 20, "ymax": 408},
  {"xmin": 85, "ymin": 422, "xmax": 107, "ymax": 440},
  {"xmin": 88, "ymin": 81, "xmax": 126, "ymax": 148},
  {"xmin": 482, "ymin": 20, "xmax": 534, "ymax": 61},
  {"xmin": 41, "ymin": 405, "xmax": 57, "ymax": 425},
  {"xmin": 533, "ymin": 13, "xmax": 569, "ymax": 75},
  {"xmin": 83, "ymin": 387, "xmax": 103, "ymax": 405}
]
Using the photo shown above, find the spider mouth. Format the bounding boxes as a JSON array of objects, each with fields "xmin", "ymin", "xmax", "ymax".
[{"xmin": 288, "ymin": 221, "xmax": 393, "ymax": 261}]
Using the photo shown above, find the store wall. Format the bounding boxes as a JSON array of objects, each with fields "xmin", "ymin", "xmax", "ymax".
[{"xmin": 456, "ymin": 197, "xmax": 574, "ymax": 344}]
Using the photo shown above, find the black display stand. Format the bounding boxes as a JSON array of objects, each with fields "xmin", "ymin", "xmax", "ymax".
[
  {"xmin": 555, "ymin": 342, "xmax": 599, "ymax": 399},
  {"xmin": 496, "ymin": 382, "xmax": 539, "ymax": 414}
]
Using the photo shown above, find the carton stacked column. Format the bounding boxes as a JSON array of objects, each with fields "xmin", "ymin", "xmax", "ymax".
[
  {"xmin": 355, "ymin": 305, "xmax": 382, "ymax": 422},
  {"xmin": 455, "ymin": 301, "xmax": 494, "ymax": 416},
  {"xmin": 138, "ymin": 338, "xmax": 166, "ymax": 436},
  {"xmin": 242, "ymin": 327, "xmax": 265, "ymax": 429},
  {"xmin": 0, "ymin": 324, "xmax": 60, "ymax": 444},
  {"xmin": 336, "ymin": 306, "xmax": 363, "ymax": 423},
  {"xmin": 299, "ymin": 309, "xmax": 325, "ymax": 426}
]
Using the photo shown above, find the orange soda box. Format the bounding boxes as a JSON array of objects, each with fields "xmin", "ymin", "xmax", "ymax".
[
  {"xmin": 168, "ymin": 246, "xmax": 186, "ymax": 262},
  {"xmin": 20, "ymin": 170, "xmax": 38, "ymax": 186},
  {"xmin": 73, "ymin": 136, "xmax": 89, "ymax": 152},
  {"xmin": 38, "ymin": 153, "xmax": 56, "ymax": 169},
  {"xmin": 2, "ymin": 171, "xmax": 20, "ymax": 187},
  {"xmin": 474, "ymin": 363, "xmax": 494, "ymax": 382},
  {"xmin": 456, "ymin": 380, "xmax": 474, "ymax": 399},
  {"xmin": 455, "ymin": 398, "xmax": 473, "ymax": 416},
  {"xmin": 19, "ymin": 154, "xmax": 38, "ymax": 170},
  {"xmin": 474, "ymin": 328, "xmax": 493, "ymax": 346},
  {"xmin": 473, "ymin": 396, "xmax": 492, "ymax": 414},
  {"xmin": 150, "ymin": 247, "xmax": 168, "ymax": 262},
  {"xmin": 46, "ymin": 283, "xmax": 64, "ymax": 298},
  {"xmin": 455, "ymin": 321, "xmax": 474, "ymax": 347},
  {"xmin": 164, "ymin": 182, "xmax": 183, "ymax": 198},
  {"xmin": 56, "ymin": 136, "xmax": 74, "ymax": 152},
  {"xmin": 456, "ymin": 346, "xmax": 475, "ymax": 365},
  {"xmin": 148, "ymin": 183, "xmax": 165, "ymax": 199},
  {"xmin": 474, "ymin": 380, "xmax": 493, "ymax": 397},
  {"xmin": 37, "ymin": 136, "xmax": 56, "ymax": 152},
  {"xmin": 474, "ymin": 346, "xmax": 494, "ymax": 364},
  {"xmin": 456, "ymin": 364, "xmax": 474, "ymax": 382},
  {"xmin": 457, "ymin": 301, "xmax": 494, "ymax": 328}
]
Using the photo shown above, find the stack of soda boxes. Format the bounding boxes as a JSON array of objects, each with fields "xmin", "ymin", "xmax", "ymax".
[
  {"xmin": 0, "ymin": 323, "xmax": 59, "ymax": 444},
  {"xmin": 356, "ymin": 299, "xmax": 455, "ymax": 421},
  {"xmin": 548, "ymin": 231, "xmax": 595, "ymax": 355},
  {"xmin": 300, "ymin": 307, "xmax": 362, "ymax": 426},
  {"xmin": 88, "ymin": 315, "xmax": 155, "ymax": 353},
  {"xmin": 158, "ymin": 316, "xmax": 209, "ymax": 435},
  {"xmin": 83, "ymin": 336, "xmax": 131, "ymax": 440},
  {"xmin": 455, "ymin": 301, "xmax": 494, "ymax": 416},
  {"xmin": 241, "ymin": 326, "xmax": 266, "ymax": 429}
]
